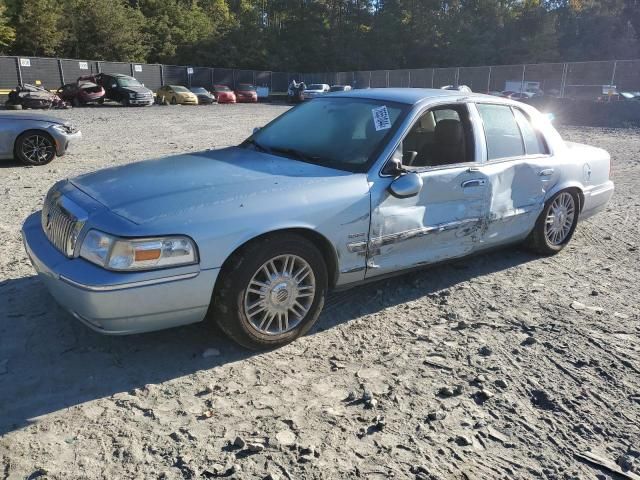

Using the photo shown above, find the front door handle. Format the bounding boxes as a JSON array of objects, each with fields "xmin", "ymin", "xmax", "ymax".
[
  {"xmin": 539, "ymin": 168, "xmax": 554, "ymax": 176},
  {"xmin": 462, "ymin": 179, "xmax": 487, "ymax": 188}
]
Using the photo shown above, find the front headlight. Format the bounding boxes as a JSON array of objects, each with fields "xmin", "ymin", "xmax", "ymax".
[
  {"xmin": 52, "ymin": 124, "xmax": 77, "ymax": 134},
  {"xmin": 80, "ymin": 230, "xmax": 198, "ymax": 271}
]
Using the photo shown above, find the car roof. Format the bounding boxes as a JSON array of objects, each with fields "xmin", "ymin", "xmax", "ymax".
[{"xmin": 327, "ymin": 88, "xmax": 499, "ymax": 105}]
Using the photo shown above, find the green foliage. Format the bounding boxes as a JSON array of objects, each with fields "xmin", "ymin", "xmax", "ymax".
[
  {"xmin": 0, "ymin": 1, "xmax": 15, "ymax": 53},
  {"xmin": 3, "ymin": 0, "xmax": 639, "ymax": 69}
]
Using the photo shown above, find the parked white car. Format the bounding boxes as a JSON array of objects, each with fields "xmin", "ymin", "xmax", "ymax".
[{"xmin": 303, "ymin": 83, "xmax": 330, "ymax": 100}]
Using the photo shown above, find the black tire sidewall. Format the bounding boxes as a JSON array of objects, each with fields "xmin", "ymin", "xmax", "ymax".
[
  {"xmin": 15, "ymin": 131, "xmax": 56, "ymax": 166},
  {"xmin": 214, "ymin": 234, "xmax": 328, "ymax": 350}
]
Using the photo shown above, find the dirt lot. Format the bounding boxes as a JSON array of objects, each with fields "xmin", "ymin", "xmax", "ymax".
[{"xmin": 1, "ymin": 105, "xmax": 639, "ymax": 480}]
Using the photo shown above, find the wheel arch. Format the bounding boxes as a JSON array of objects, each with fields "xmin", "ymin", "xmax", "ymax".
[
  {"xmin": 214, "ymin": 227, "xmax": 340, "ymax": 293},
  {"xmin": 545, "ymin": 182, "xmax": 585, "ymax": 212}
]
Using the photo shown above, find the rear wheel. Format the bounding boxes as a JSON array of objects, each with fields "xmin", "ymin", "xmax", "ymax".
[
  {"xmin": 170, "ymin": 96, "xmax": 177, "ymax": 105},
  {"xmin": 15, "ymin": 131, "xmax": 56, "ymax": 166},
  {"xmin": 526, "ymin": 190, "xmax": 579, "ymax": 255},
  {"xmin": 211, "ymin": 233, "xmax": 328, "ymax": 350}
]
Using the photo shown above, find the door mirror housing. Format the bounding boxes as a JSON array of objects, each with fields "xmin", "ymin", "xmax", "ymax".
[
  {"xmin": 389, "ymin": 172, "xmax": 423, "ymax": 198},
  {"xmin": 252, "ymin": 127, "xmax": 261, "ymax": 134}
]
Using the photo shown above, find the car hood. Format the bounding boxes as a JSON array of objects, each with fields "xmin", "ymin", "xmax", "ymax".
[
  {"xmin": 70, "ymin": 147, "xmax": 360, "ymax": 226},
  {"xmin": 0, "ymin": 113, "xmax": 66, "ymax": 125}
]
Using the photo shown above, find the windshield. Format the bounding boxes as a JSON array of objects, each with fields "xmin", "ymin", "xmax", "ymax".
[
  {"xmin": 307, "ymin": 84, "xmax": 324, "ymax": 91},
  {"xmin": 117, "ymin": 77, "xmax": 142, "ymax": 88},
  {"xmin": 330, "ymin": 86, "xmax": 346, "ymax": 92},
  {"xmin": 214, "ymin": 85, "xmax": 231, "ymax": 91},
  {"xmin": 238, "ymin": 84, "xmax": 256, "ymax": 91},
  {"xmin": 190, "ymin": 87, "xmax": 208, "ymax": 94},
  {"xmin": 244, "ymin": 97, "xmax": 408, "ymax": 172},
  {"xmin": 172, "ymin": 86, "xmax": 190, "ymax": 93}
]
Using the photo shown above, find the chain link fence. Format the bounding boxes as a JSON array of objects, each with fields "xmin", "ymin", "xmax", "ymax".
[{"xmin": 1, "ymin": 56, "xmax": 638, "ymax": 98}]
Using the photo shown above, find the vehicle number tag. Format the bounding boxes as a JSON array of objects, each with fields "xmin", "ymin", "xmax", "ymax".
[{"xmin": 372, "ymin": 105, "xmax": 391, "ymax": 131}]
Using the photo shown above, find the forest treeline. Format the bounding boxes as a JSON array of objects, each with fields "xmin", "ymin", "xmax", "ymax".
[{"xmin": 0, "ymin": 0, "xmax": 638, "ymax": 72}]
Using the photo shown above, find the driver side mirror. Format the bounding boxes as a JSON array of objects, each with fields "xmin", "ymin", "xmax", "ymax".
[
  {"xmin": 389, "ymin": 172, "xmax": 423, "ymax": 199},
  {"xmin": 252, "ymin": 127, "xmax": 261, "ymax": 134}
]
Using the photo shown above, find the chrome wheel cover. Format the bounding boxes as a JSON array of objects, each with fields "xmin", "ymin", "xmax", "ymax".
[
  {"xmin": 21, "ymin": 135, "xmax": 54, "ymax": 164},
  {"xmin": 243, "ymin": 254, "xmax": 316, "ymax": 336},
  {"xmin": 544, "ymin": 192, "xmax": 575, "ymax": 245}
]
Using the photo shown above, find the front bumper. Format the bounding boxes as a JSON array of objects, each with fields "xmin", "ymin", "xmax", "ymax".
[
  {"xmin": 50, "ymin": 129, "xmax": 82, "ymax": 156},
  {"xmin": 128, "ymin": 98, "xmax": 154, "ymax": 106},
  {"xmin": 21, "ymin": 212, "xmax": 219, "ymax": 335}
]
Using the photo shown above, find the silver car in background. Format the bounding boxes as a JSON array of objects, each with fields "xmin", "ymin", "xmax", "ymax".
[
  {"xmin": 22, "ymin": 89, "xmax": 613, "ymax": 350},
  {"xmin": 0, "ymin": 113, "xmax": 81, "ymax": 166},
  {"xmin": 303, "ymin": 83, "xmax": 330, "ymax": 100}
]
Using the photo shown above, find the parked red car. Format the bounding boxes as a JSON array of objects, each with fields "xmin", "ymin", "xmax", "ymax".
[
  {"xmin": 211, "ymin": 85, "xmax": 236, "ymax": 104},
  {"xmin": 57, "ymin": 77, "xmax": 105, "ymax": 106},
  {"xmin": 234, "ymin": 83, "xmax": 258, "ymax": 103}
]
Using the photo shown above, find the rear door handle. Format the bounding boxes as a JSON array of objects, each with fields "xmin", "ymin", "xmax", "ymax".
[
  {"xmin": 539, "ymin": 168, "xmax": 554, "ymax": 176},
  {"xmin": 462, "ymin": 179, "xmax": 487, "ymax": 188}
]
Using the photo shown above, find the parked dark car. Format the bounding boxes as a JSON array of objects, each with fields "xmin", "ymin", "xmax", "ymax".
[
  {"xmin": 56, "ymin": 78, "xmax": 105, "ymax": 106},
  {"xmin": 5, "ymin": 84, "xmax": 67, "ymax": 110},
  {"xmin": 189, "ymin": 87, "xmax": 216, "ymax": 104},
  {"xmin": 93, "ymin": 73, "xmax": 154, "ymax": 106}
]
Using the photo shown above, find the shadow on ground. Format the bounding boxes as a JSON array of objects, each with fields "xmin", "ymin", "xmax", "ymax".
[{"xmin": 0, "ymin": 246, "xmax": 537, "ymax": 435}]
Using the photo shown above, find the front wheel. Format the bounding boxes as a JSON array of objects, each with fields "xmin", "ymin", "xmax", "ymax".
[
  {"xmin": 211, "ymin": 233, "xmax": 328, "ymax": 350},
  {"xmin": 15, "ymin": 131, "xmax": 56, "ymax": 166},
  {"xmin": 526, "ymin": 190, "xmax": 579, "ymax": 255}
]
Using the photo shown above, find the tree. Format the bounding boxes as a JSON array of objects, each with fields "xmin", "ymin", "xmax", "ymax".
[
  {"xmin": 13, "ymin": 0, "xmax": 63, "ymax": 56},
  {"xmin": 0, "ymin": 1, "xmax": 15, "ymax": 53}
]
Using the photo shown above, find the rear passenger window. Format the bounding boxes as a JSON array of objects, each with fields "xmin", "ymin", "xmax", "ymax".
[
  {"xmin": 477, "ymin": 104, "xmax": 524, "ymax": 160},
  {"xmin": 512, "ymin": 108, "xmax": 548, "ymax": 155}
]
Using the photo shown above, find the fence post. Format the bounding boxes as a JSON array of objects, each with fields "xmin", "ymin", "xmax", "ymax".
[
  {"xmin": 408, "ymin": 70, "xmax": 411, "ymax": 88},
  {"xmin": 520, "ymin": 64, "xmax": 526, "ymax": 93},
  {"xmin": 160, "ymin": 64, "xmax": 164, "ymax": 86},
  {"xmin": 455, "ymin": 67, "xmax": 460, "ymax": 87},
  {"xmin": 487, "ymin": 66, "xmax": 492, "ymax": 92},
  {"xmin": 386, "ymin": 70, "xmax": 389, "ymax": 88},
  {"xmin": 16, "ymin": 57, "xmax": 23, "ymax": 85},
  {"xmin": 560, "ymin": 63, "xmax": 568, "ymax": 98},
  {"xmin": 431, "ymin": 69, "xmax": 435, "ymax": 88},
  {"xmin": 609, "ymin": 60, "xmax": 618, "ymax": 89},
  {"xmin": 58, "ymin": 59, "xmax": 65, "ymax": 86}
]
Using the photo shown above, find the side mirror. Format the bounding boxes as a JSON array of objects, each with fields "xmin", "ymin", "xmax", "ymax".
[
  {"xmin": 389, "ymin": 172, "xmax": 423, "ymax": 198},
  {"xmin": 252, "ymin": 127, "xmax": 261, "ymax": 134}
]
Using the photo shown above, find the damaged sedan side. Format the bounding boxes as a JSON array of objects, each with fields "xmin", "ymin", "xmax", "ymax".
[{"xmin": 22, "ymin": 89, "xmax": 614, "ymax": 350}]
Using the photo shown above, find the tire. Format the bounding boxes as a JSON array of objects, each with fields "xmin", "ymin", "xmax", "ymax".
[
  {"xmin": 122, "ymin": 98, "xmax": 130, "ymax": 107},
  {"xmin": 72, "ymin": 97, "xmax": 81, "ymax": 107},
  {"xmin": 14, "ymin": 131, "xmax": 56, "ymax": 166},
  {"xmin": 170, "ymin": 96, "xmax": 177, "ymax": 105},
  {"xmin": 97, "ymin": 98, "xmax": 105, "ymax": 105},
  {"xmin": 211, "ymin": 233, "xmax": 328, "ymax": 350},
  {"xmin": 5, "ymin": 103, "xmax": 22, "ymax": 110},
  {"xmin": 526, "ymin": 189, "xmax": 579, "ymax": 255}
]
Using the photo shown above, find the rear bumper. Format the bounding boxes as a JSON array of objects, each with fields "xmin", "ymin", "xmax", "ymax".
[
  {"xmin": 21, "ymin": 212, "xmax": 218, "ymax": 335},
  {"xmin": 581, "ymin": 181, "xmax": 614, "ymax": 220}
]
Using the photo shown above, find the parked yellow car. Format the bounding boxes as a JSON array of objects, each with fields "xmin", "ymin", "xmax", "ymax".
[{"xmin": 156, "ymin": 85, "xmax": 198, "ymax": 105}]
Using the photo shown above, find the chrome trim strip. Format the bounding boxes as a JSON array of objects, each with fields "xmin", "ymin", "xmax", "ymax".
[{"xmin": 59, "ymin": 272, "xmax": 199, "ymax": 292}]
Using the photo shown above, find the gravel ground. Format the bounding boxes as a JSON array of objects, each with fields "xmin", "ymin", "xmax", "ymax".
[{"xmin": 1, "ymin": 105, "xmax": 639, "ymax": 480}]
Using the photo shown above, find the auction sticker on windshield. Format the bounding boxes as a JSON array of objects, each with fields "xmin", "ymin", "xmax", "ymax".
[{"xmin": 372, "ymin": 105, "xmax": 392, "ymax": 131}]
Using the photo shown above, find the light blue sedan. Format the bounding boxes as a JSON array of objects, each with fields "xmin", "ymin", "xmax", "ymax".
[
  {"xmin": 0, "ymin": 113, "xmax": 81, "ymax": 166},
  {"xmin": 22, "ymin": 89, "xmax": 614, "ymax": 349}
]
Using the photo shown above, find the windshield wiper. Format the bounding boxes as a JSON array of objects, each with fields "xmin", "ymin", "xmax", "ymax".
[
  {"xmin": 268, "ymin": 147, "xmax": 321, "ymax": 164},
  {"xmin": 244, "ymin": 138, "xmax": 271, "ymax": 153}
]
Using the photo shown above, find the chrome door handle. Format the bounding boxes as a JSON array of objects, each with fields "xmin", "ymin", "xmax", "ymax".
[
  {"xmin": 462, "ymin": 179, "xmax": 486, "ymax": 188},
  {"xmin": 539, "ymin": 169, "xmax": 554, "ymax": 176}
]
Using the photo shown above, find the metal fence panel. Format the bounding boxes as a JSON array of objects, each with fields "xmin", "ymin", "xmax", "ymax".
[
  {"xmin": 433, "ymin": 68, "xmax": 457, "ymax": 88},
  {"xmin": 407, "ymin": 69, "xmax": 432, "ymax": 88},
  {"xmin": 335, "ymin": 72, "xmax": 352, "ymax": 86},
  {"xmin": 370, "ymin": 70, "xmax": 387, "ymax": 88},
  {"xmin": 523, "ymin": 63, "xmax": 564, "ymax": 96},
  {"xmin": 163, "ymin": 65, "xmax": 187, "ymax": 86},
  {"xmin": 99, "ymin": 61, "xmax": 132, "ymax": 76},
  {"xmin": 0, "ymin": 57, "xmax": 19, "ymax": 89},
  {"xmin": 388, "ymin": 69, "xmax": 410, "ymax": 88},
  {"xmin": 565, "ymin": 61, "xmax": 615, "ymax": 99},
  {"xmin": 489, "ymin": 64, "xmax": 525, "ymax": 92},
  {"xmin": 212, "ymin": 68, "xmax": 234, "ymax": 87},
  {"xmin": 458, "ymin": 66, "xmax": 490, "ymax": 92},
  {"xmin": 18, "ymin": 57, "xmax": 61, "ymax": 89},
  {"xmin": 235, "ymin": 69, "xmax": 255, "ymax": 87},
  {"xmin": 133, "ymin": 63, "xmax": 162, "ymax": 90},
  {"xmin": 189, "ymin": 67, "xmax": 212, "ymax": 88},
  {"xmin": 613, "ymin": 60, "xmax": 640, "ymax": 92},
  {"xmin": 255, "ymin": 71, "xmax": 271, "ymax": 88},
  {"xmin": 354, "ymin": 71, "xmax": 370, "ymax": 89},
  {"xmin": 271, "ymin": 72, "xmax": 288, "ymax": 92},
  {"xmin": 60, "ymin": 59, "xmax": 98, "ymax": 84}
]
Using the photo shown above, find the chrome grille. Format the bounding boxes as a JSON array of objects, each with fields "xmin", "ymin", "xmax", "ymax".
[{"xmin": 42, "ymin": 189, "xmax": 85, "ymax": 257}]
